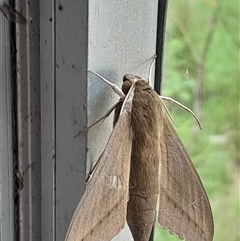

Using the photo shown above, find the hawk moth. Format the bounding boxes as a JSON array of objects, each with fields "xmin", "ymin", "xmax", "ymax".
[{"xmin": 64, "ymin": 73, "xmax": 214, "ymax": 241}]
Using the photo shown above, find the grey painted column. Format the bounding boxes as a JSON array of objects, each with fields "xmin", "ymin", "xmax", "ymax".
[
  {"xmin": 0, "ymin": 1, "xmax": 14, "ymax": 240},
  {"xmin": 55, "ymin": 0, "xmax": 88, "ymax": 240},
  {"xmin": 15, "ymin": 1, "xmax": 41, "ymax": 240},
  {"xmin": 40, "ymin": 1, "xmax": 57, "ymax": 240},
  {"xmin": 41, "ymin": 0, "xmax": 88, "ymax": 240}
]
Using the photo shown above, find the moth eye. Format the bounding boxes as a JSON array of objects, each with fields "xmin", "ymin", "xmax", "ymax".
[{"xmin": 122, "ymin": 80, "xmax": 132, "ymax": 95}]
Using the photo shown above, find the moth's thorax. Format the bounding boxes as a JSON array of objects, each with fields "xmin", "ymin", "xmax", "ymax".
[
  {"xmin": 130, "ymin": 80, "xmax": 162, "ymax": 192},
  {"xmin": 132, "ymin": 79, "xmax": 163, "ymax": 141}
]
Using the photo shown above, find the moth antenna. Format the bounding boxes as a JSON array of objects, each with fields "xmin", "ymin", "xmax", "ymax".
[
  {"xmin": 88, "ymin": 71, "xmax": 125, "ymax": 98},
  {"xmin": 147, "ymin": 54, "xmax": 157, "ymax": 83},
  {"xmin": 74, "ymin": 101, "xmax": 121, "ymax": 138},
  {"xmin": 160, "ymin": 96, "xmax": 202, "ymax": 129},
  {"xmin": 159, "ymin": 98, "xmax": 178, "ymax": 127}
]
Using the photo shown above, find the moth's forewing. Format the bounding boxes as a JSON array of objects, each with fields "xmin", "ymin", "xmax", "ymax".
[
  {"xmin": 65, "ymin": 90, "xmax": 134, "ymax": 241},
  {"xmin": 158, "ymin": 115, "xmax": 214, "ymax": 241}
]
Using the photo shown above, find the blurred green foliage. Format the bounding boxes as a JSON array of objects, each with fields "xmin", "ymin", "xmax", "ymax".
[{"xmin": 155, "ymin": 0, "xmax": 239, "ymax": 241}]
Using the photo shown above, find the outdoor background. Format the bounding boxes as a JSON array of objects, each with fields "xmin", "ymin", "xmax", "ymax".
[{"xmin": 155, "ymin": 0, "xmax": 239, "ymax": 241}]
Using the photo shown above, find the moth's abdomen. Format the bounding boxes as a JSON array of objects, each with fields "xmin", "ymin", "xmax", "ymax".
[{"xmin": 127, "ymin": 194, "xmax": 158, "ymax": 241}]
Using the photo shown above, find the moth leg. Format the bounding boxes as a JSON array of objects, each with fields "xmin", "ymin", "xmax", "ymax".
[
  {"xmin": 84, "ymin": 99, "xmax": 124, "ymax": 183},
  {"xmin": 85, "ymin": 152, "xmax": 104, "ymax": 183},
  {"xmin": 160, "ymin": 95, "xmax": 202, "ymax": 129},
  {"xmin": 88, "ymin": 70, "xmax": 125, "ymax": 98},
  {"xmin": 88, "ymin": 100, "xmax": 122, "ymax": 129},
  {"xmin": 159, "ymin": 98, "xmax": 178, "ymax": 127},
  {"xmin": 74, "ymin": 100, "xmax": 122, "ymax": 138}
]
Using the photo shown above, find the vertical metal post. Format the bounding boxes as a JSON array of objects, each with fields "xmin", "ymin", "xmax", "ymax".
[
  {"xmin": 154, "ymin": 0, "xmax": 169, "ymax": 95},
  {"xmin": 55, "ymin": 0, "xmax": 88, "ymax": 240},
  {"xmin": 150, "ymin": 1, "xmax": 169, "ymax": 240},
  {"xmin": 0, "ymin": 0, "xmax": 14, "ymax": 240},
  {"xmin": 15, "ymin": 1, "xmax": 41, "ymax": 240},
  {"xmin": 41, "ymin": 1, "xmax": 88, "ymax": 240}
]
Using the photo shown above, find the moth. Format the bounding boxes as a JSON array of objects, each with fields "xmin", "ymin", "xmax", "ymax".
[{"xmin": 65, "ymin": 73, "xmax": 214, "ymax": 241}]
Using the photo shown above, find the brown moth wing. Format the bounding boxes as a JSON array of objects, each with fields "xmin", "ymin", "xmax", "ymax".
[
  {"xmin": 158, "ymin": 115, "xmax": 214, "ymax": 241},
  {"xmin": 64, "ymin": 90, "xmax": 134, "ymax": 241}
]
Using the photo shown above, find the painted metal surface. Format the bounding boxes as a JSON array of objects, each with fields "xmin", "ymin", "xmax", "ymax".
[
  {"xmin": 15, "ymin": 0, "xmax": 41, "ymax": 240},
  {"xmin": 40, "ymin": 1, "xmax": 56, "ymax": 240},
  {"xmin": 55, "ymin": 0, "xmax": 88, "ymax": 240},
  {"xmin": 0, "ymin": 0, "xmax": 14, "ymax": 240},
  {"xmin": 41, "ymin": 0, "xmax": 88, "ymax": 240}
]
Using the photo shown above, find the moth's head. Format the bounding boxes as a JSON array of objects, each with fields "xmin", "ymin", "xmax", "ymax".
[{"xmin": 122, "ymin": 74, "xmax": 142, "ymax": 95}]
